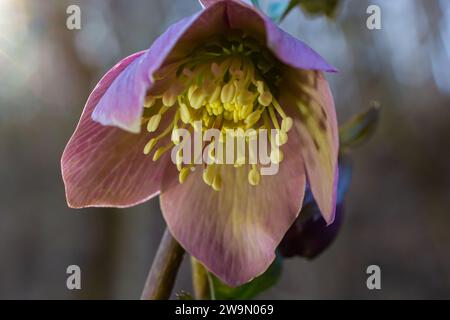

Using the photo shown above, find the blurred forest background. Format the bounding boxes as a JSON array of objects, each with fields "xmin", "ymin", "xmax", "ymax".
[{"xmin": 0, "ymin": 0, "xmax": 449, "ymax": 299}]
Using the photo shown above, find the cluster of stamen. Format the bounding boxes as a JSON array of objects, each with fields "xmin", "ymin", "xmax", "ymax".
[{"xmin": 141, "ymin": 37, "xmax": 293, "ymax": 190}]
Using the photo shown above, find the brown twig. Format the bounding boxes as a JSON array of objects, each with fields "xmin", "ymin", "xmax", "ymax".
[{"xmin": 140, "ymin": 228, "xmax": 185, "ymax": 300}]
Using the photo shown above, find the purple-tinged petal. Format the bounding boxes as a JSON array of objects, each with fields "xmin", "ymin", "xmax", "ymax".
[
  {"xmin": 199, "ymin": 0, "xmax": 336, "ymax": 71},
  {"xmin": 280, "ymin": 69, "xmax": 339, "ymax": 224},
  {"xmin": 91, "ymin": 4, "xmax": 229, "ymax": 132},
  {"xmin": 278, "ymin": 159, "xmax": 351, "ymax": 258},
  {"xmin": 160, "ymin": 134, "xmax": 306, "ymax": 286},
  {"xmin": 225, "ymin": 0, "xmax": 337, "ymax": 72},
  {"xmin": 91, "ymin": 51, "xmax": 156, "ymax": 133},
  {"xmin": 62, "ymin": 52, "xmax": 173, "ymax": 208},
  {"xmin": 279, "ymin": 203, "xmax": 344, "ymax": 259},
  {"xmin": 91, "ymin": 1, "xmax": 335, "ymax": 133}
]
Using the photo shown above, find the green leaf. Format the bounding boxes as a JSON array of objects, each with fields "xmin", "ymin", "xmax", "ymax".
[
  {"xmin": 279, "ymin": 0, "xmax": 301, "ymax": 22},
  {"xmin": 279, "ymin": 0, "xmax": 340, "ymax": 22},
  {"xmin": 211, "ymin": 255, "xmax": 282, "ymax": 300},
  {"xmin": 299, "ymin": 0, "xmax": 340, "ymax": 18},
  {"xmin": 339, "ymin": 103, "xmax": 381, "ymax": 150}
]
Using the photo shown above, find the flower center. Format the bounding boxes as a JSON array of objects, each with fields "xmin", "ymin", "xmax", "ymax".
[{"xmin": 142, "ymin": 36, "xmax": 293, "ymax": 190}]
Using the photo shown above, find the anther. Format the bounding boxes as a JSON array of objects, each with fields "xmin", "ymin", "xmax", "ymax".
[
  {"xmin": 258, "ymin": 91, "xmax": 272, "ymax": 107},
  {"xmin": 212, "ymin": 173, "xmax": 222, "ymax": 191},
  {"xmin": 179, "ymin": 103, "xmax": 192, "ymax": 123},
  {"xmin": 276, "ymin": 130, "xmax": 288, "ymax": 146},
  {"xmin": 147, "ymin": 114, "xmax": 162, "ymax": 132},
  {"xmin": 202, "ymin": 165, "xmax": 215, "ymax": 186},
  {"xmin": 144, "ymin": 96, "xmax": 156, "ymax": 108},
  {"xmin": 270, "ymin": 149, "xmax": 284, "ymax": 164},
  {"xmin": 248, "ymin": 166, "xmax": 261, "ymax": 186},
  {"xmin": 153, "ymin": 145, "xmax": 171, "ymax": 161},
  {"xmin": 189, "ymin": 87, "xmax": 205, "ymax": 109},
  {"xmin": 220, "ymin": 83, "xmax": 236, "ymax": 104},
  {"xmin": 245, "ymin": 110, "xmax": 261, "ymax": 128},
  {"xmin": 281, "ymin": 117, "xmax": 293, "ymax": 132},
  {"xmin": 143, "ymin": 138, "xmax": 157, "ymax": 155},
  {"xmin": 179, "ymin": 167, "xmax": 191, "ymax": 183},
  {"xmin": 171, "ymin": 127, "xmax": 181, "ymax": 144},
  {"xmin": 162, "ymin": 89, "xmax": 177, "ymax": 107}
]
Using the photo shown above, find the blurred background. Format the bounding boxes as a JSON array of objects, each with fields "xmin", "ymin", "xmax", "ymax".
[{"xmin": 0, "ymin": 0, "xmax": 449, "ymax": 299}]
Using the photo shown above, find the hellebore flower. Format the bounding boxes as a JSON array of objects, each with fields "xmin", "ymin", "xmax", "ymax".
[
  {"xmin": 278, "ymin": 159, "xmax": 351, "ymax": 259},
  {"xmin": 61, "ymin": 0, "xmax": 339, "ymax": 286}
]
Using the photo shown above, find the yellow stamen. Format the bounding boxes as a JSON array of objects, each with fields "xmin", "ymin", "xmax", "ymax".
[
  {"xmin": 202, "ymin": 165, "xmax": 215, "ymax": 186},
  {"xmin": 258, "ymin": 91, "xmax": 272, "ymax": 107},
  {"xmin": 276, "ymin": 130, "xmax": 288, "ymax": 146},
  {"xmin": 281, "ymin": 116, "xmax": 293, "ymax": 132},
  {"xmin": 270, "ymin": 149, "xmax": 284, "ymax": 164},
  {"xmin": 147, "ymin": 114, "xmax": 162, "ymax": 132},
  {"xmin": 179, "ymin": 102, "xmax": 192, "ymax": 124},
  {"xmin": 144, "ymin": 96, "xmax": 156, "ymax": 108},
  {"xmin": 162, "ymin": 88, "xmax": 178, "ymax": 107},
  {"xmin": 179, "ymin": 167, "xmax": 191, "ymax": 183},
  {"xmin": 212, "ymin": 172, "xmax": 222, "ymax": 191},
  {"xmin": 220, "ymin": 83, "xmax": 236, "ymax": 104},
  {"xmin": 272, "ymin": 99, "xmax": 287, "ymax": 119},
  {"xmin": 153, "ymin": 144, "xmax": 172, "ymax": 161},
  {"xmin": 143, "ymin": 138, "xmax": 157, "ymax": 155},
  {"xmin": 244, "ymin": 110, "xmax": 261, "ymax": 128},
  {"xmin": 141, "ymin": 37, "xmax": 287, "ymax": 191},
  {"xmin": 248, "ymin": 165, "xmax": 260, "ymax": 186},
  {"xmin": 268, "ymin": 106, "xmax": 280, "ymax": 130}
]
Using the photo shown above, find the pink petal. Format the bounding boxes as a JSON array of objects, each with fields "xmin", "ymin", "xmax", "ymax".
[
  {"xmin": 160, "ymin": 134, "xmax": 306, "ymax": 286},
  {"xmin": 280, "ymin": 69, "xmax": 339, "ymax": 224},
  {"xmin": 62, "ymin": 52, "xmax": 171, "ymax": 208}
]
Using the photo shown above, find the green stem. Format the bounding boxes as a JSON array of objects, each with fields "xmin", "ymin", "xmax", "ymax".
[
  {"xmin": 191, "ymin": 257, "xmax": 214, "ymax": 300},
  {"xmin": 140, "ymin": 228, "xmax": 185, "ymax": 300}
]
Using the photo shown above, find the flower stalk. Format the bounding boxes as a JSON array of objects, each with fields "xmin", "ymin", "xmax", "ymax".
[
  {"xmin": 191, "ymin": 257, "xmax": 213, "ymax": 300},
  {"xmin": 140, "ymin": 228, "xmax": 185, "ymax": 300}
]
